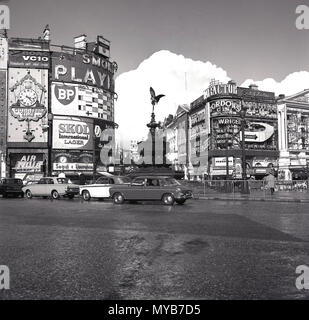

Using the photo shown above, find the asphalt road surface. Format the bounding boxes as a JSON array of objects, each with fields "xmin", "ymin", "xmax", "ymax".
[{"xmin": 0, "ymin": 197, "xmax": 309, "ymax": 300}]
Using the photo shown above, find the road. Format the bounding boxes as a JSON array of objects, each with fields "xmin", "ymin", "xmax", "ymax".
[{"xmin": 0, "ymin": 197, "xmax": 309, "ymax": 300}]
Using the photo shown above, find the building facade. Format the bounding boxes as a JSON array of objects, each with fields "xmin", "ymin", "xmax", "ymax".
[
  {"xmin": 278, "ymin": 90, "xmax": 309, "ymax": 180},
  {"xmin": 0, "ymin": 28, "xmax": 117, "ymax": 181}
]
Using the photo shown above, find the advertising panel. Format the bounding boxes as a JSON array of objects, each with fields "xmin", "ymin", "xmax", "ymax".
[
  {"xmin": 9, "ymin": 50, "xmax": 50, "ymax": 69},
  {"xmin": 8, "ymin": 38, "xmax": 49, "ymax": 51},
  {"xmin": 52, "ymin": 150, "xmax": 93, "ymax": 171},
  {"xmin": 52, "ymin": 116, "xmax": 94, "ymax": 150},
  {"xmin": 51, "ymin": 82, "xmax": 113, "ymax": 121},
  {"xmin": 0, "ymin": 36, "xmax": 8, "ymax": 69},
  {"xmin": 52, "ymin": 51, "xmax": 115, "ymax": 92},
  {"xmin": 287, "ymin": 109, "xmax": 309, "ymax": 151},
  {"xmin": 7, "ymin": 68, "xmax": 48, "ymax": 143},
  {"xmin": 10, "ymin": 153, "xmax": 43, "ymax": 174},
  {"xmin": 0, "ymin": 70, "xmax": 6, "ymax": 151},
  {"xmin": 209, "ymin": 99, "xmax": 242, "ymax": 117}
]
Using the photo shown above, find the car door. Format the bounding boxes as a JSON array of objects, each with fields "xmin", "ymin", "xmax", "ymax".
[
  {"xmin": 45, "ymin": 178, "xmax": 56, "ymax": 196},
  {"xmin": 31, "ymin": 178, "xmax": 47, "ymax": 196},
  {"xmin": 144, "ymin": 178, "xmax": 162, "ymax": 200},
  {"xmin": 125, "ymin": 178, "xmax": 146, "ymax": 200},
  {"xmin": 93, "ymin": 177, "xmax": 110, "ymax": 198}
]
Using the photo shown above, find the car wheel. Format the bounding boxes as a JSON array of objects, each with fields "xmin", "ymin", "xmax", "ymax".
[
  {"xmin": 20, "ymin": 192, "xmax": 24, "ymax": 198},
  {"xmin": 162, "ymin": 193, "xmax": 175, "ymax": 206},
  {"xmin": 113, "ymin": 192, "xmax": 125, "ymax": 204},
  {"xmin": 51, "ymin": 190, "xmax": 60, "ymax": 200},
  {"xmin": 2, "ymin": 192, "xmax": 7, "ymax": 198},
  {"xmin": 82, "ymin": 190, "xmax": 91, "ymax": 201},
  {"xmin": 176, "ymin": 199, "xmax": 186, "ymax": 205},
  {"xmin": 25, "ymin": 190, "xmax": 32, "ymax": 199}
]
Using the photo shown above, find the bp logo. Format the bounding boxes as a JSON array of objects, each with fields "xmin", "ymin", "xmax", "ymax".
[{"xmin": 54, "ymin": 84, "xmax": 76, "ymax": 105}]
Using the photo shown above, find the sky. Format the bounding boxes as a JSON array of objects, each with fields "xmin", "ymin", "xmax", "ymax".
[{"xmin": 3, "ymin": 0, "xmax": 309, "ymax": 145}]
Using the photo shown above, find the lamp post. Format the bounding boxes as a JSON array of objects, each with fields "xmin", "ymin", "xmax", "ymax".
[
  {"xmin": 147, "ymin": 87, "xmax": 165, "ymax": 167},
  {"xmin": 240, "ymin": 106, "xmax": 249, "ymax": 193}
]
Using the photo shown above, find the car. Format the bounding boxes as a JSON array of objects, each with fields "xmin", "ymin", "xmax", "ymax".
[
  {"xmin": 79, "ymin": 175, "xmax": 131, "ymax": 201},
  {"xmin": 109, "ymin": 176, "xmax": 193, "ymax": 205},
  {"xmin": 22, "ymin": 177, "xmax": 80, "ymax": 200},
  {"xmin": 0, "ymin": 178, "xmax": 24, "ymax": 198}
]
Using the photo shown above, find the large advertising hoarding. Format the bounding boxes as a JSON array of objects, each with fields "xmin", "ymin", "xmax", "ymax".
[
  {"xmin": 10, "ymin": 153, "xmax": 43, "ymax": 174},
  {"xmin": 7, "ymin": 68, "xmax": 48, "ymax": 143},
  {"xmin": 9, "ymin": 50, "xmax": 50, "ymax": 69},
  {"xmin": 52, "ymin": 51, "xmax": 115, "ymax": 92},
  {"xmin": 52, "ymin": 116, "xmax": 94, "ymax": 150},
  {"xmin": 0, "ymin": 70, "xmax": 6, "ymax": 152},
  {"xmin": 210, "ymin": 98, "xmax": 278, "ymax": 151},
  {"xmin": 52, "ymin": 150, "xmax": 93, "ymax": 172},
  {"xmin": 287, "ymin": 108, "xmax": 309, "ymax": 151},
  {"xmin": 51, "ymin": 82, "xmax": 113, "ymax": 121}
]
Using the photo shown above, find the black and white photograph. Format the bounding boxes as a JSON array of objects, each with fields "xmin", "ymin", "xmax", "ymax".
[{"xmin": 1, "ymin": 0, "xmax": 309, "ymax": 307}]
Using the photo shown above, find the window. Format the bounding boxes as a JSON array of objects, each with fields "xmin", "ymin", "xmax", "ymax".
[
  {"xmin": 46, "ymin": 178, "xmax": 55, "ymax": 185},
  {"xmin": 162, "ymin": 178, "xmax": 181, "ymax": 186},
  {"xmin": 38, "ymin": 178, "xmax": 46, "ymax": 184},
  {"xmin": 132, "ymin": 178, "xmax": 145, "ymax": 186},
  {"xmin": 146, "ymin": 179, "xmax": 160, "ymax": 187},
  {"xmin": 96, "ymin": 177, "xmax": 109, "ymax": 184},
  {"xmin": 57, "ymin": 178, "xmax": 69, "ymax": 184}
]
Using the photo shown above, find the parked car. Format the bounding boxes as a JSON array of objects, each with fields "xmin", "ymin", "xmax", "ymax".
[
  {"xmin": 109, "ymin": 176, "xmax": 193, "ymax": 205},
  {"xmin": 0, "ymin": 178, "xmax": 24, "ymax": 198},
  {"xmin": 80, "ymin": 175, "xmax": 131, "ymax": 201},
  {"xmin": 22, "ymin": 177, "xmax": 80, "ymax": 200}
]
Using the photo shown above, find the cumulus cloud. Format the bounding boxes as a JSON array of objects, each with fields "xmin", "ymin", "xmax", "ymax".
[
  {"xmin": 115, "ymin": 50, "xmax": 309, "ymax": 148},
  {"xmin": 114, "ymin": 50, "xmax": 229, "ymax": 148},
  {"xmin": 241, "ymin": 71, "xmax": 309, "ymax": 96}
]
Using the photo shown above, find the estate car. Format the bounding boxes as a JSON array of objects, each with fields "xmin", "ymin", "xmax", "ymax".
[{"xmin": 109, "ymin": 176, "xmax": 193, "ymax": 205}]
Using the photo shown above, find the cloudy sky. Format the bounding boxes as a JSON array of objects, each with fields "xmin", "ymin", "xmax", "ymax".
[{"xmin": 5, "ymin": 0, "xmax": 309, "ymax": 145}]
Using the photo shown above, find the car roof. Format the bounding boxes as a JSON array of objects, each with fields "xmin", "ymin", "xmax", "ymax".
[{"xmin": 133, "ymin": 176, "xmax": 171, "ymax": 179}]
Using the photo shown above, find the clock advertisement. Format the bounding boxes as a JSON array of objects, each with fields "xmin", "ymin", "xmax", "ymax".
[
  {"xmin": 52, "ymin": 151, "xmax": 93, "ymax": 172},
  {"xmin": 52, "ymin": 116, "xmax": 94, "ymax": 150},
  {"xmin": 51, "ymin": 82, "xmax": 114, "ymax": 121},
  {"xmin": 7, "ymin": 68, "xmax": 48, "ymax": 143}
]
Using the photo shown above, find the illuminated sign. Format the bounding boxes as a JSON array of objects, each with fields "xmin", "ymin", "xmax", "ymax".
[
  {"xmin": 52, "ymin": 151, "xmax": 93, "ymax": 171},
  {"xmin": 210, "ymin": 99, "xmax": 242, "ymax": 116},
  {"xmin": 52, "ymin": 52, "xmax": 115, "ymax": 92},
  {"xmin": 7, "ymin": 68, "xmax": 48, "ymax": 143},
  {"xmin": 51, "ymin": 82, "xmax": 113, "ymax": 120},
  {"xmin": 52, "ymin": 116, "xmax": 94, "ymax": 150},
  {"xmin": 11, "ymin": 154, "xmax": 43, "ymax": 173},
  {"xmin": 205, "ymin": 82, "xmax": 237, "ymax": 99},
  {"xmin": 9, "ymin": 51, "xmax": 50, "ymax": 69}
]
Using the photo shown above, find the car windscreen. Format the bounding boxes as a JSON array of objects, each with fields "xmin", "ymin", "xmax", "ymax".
[
  {"xmin": 6, "ymin": 179, "xmax": 23, "ymax": 185},
  {"xmin": 116, "ymin": 177, "xmax": 131, "ymax": 184},
  {"xmin": 57, "ymin": 178, "xmax": 70, "ymax": 184}
]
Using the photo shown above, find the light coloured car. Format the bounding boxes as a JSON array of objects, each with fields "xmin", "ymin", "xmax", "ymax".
[
  {"xmin": 22, "ymin": 177, "xmax": 80, "ymax": 200},
  {"xmin": 80, "ymin": 175, "xmax": 131, "ymax": 201}
]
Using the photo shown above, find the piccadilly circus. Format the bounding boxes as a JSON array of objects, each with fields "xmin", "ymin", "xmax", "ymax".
[{"xmin": 0, "ymin": 26, "xmax": 118, "ymax": 182}]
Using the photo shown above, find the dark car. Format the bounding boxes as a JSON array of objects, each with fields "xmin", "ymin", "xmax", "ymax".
[
  {"xmin": 0, "ymin": 178, "xmax": 24, "ymax": 198},
  {"xmin": 109, "ymin": 176, "xmax": 193, "ymax": 205}
]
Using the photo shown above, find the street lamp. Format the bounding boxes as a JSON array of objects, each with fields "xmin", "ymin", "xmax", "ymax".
[{"xmin": 240, "ymin": 106, "xmax": 249, "ymax": 193}]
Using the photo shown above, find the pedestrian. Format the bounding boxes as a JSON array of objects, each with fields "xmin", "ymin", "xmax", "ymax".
[{"xmin": 264, "ymin": 172, "xmax": 275, "ymax": 195}]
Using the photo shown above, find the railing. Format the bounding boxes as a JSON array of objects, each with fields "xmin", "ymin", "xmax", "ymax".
[{"xmin": 182, "ymin": 179, "xmax": 309, "ymax": 198}]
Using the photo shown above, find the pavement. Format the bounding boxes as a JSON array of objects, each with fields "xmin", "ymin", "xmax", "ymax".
[
  {"xmin": 0, "ymin": 197, "xmax": 309, "ymax": 299},
  {"xmin": 198, "ymin": 190, "xmax": 309, "ymax": 203}
]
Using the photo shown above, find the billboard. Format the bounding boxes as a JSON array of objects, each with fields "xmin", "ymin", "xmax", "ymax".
[
  {"xmin": 8, "ymin": 38, "xmax": 49, "ymax": 51},
  {"xmin": 51, "ymin": 82, "xmax": 113, "ymax": 121},
  {"xmin": 10, "ymin": 153, "xmax": 43, "ymax": 174},
  {"xmin": 52, "ymin": 51, "xmax": 115, "ymax": 92},
  {"xmin": 52, "ymin": 116, "xmax": 94, "ymax": 150},
  {"xmin": 9, "ymin": 50, "xmax": 50, "ymax": 69},
  {"xmin": 52, "ymin": 150, "xmax": 93, "ymax": 171},
  {"xmin": 0, "ymin": 70, "xmax": 6, "ymax": 151},
  {"xmin": 7, "ymin": 68, "xmax": 48, "ymax": 143},
  {"xmin": 0, "ymin": 36, "xmax": 8, "ymax": 69}
]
